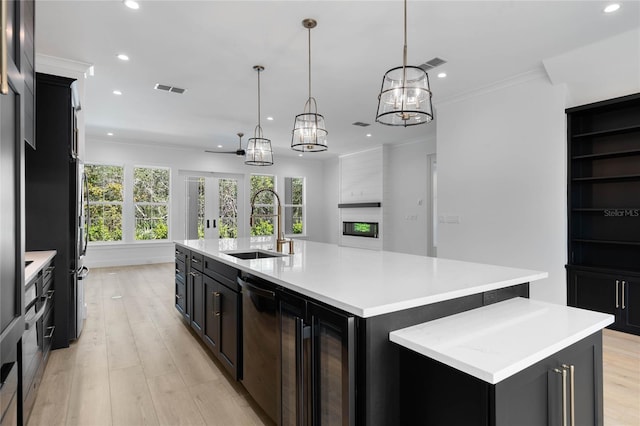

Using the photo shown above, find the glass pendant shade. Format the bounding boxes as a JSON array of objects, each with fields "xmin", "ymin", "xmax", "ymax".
[
  {"xmin": 291, "ymin": 18, "xmax": 327, "ymax": 152},
  {"xmin": 245, "ymin": 65, "xmax": 274, "ymax": 166},
  {"xmin": 376, "ymin": 65, "xmax": 433, "ymax": 126},
  {"xmin": 375, "ymin": 0, "xmax": 434, "ymax": 127},
  {"xmin": 291, "ymin": 98, "xmax": 327, "ymax": 152},
  {"xmin": 245, "ymin": 133, "xmax": 274, "ymax": 166}
]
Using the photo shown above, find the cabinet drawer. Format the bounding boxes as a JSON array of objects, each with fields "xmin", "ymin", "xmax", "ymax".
[
  {"xmin": 175, "ymin": 258, "xmax": 186, "ymax": 282},
  {"xmin": 190, "ymin": 252, "xmax": 204, "ymax": 272},
  {"xmin": 42, "ymin": 264, "xmax": 54, "ymax": 288},
  {"xmin": 175, "ymin": 245, "xmax": 189, "ymax": 261},
  {"xmin": 204, "ymin": 257, "xmax": 238, "ymax": 290}
]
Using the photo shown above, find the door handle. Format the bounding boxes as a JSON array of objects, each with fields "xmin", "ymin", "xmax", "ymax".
[
  {"xmin": 615, "ymin": 280, "xmax": 620, "ymax": 308},
  {"xmin": 554, "ymin": 368, "xmax": 568, "ymax": 426},
  {"xmin": 621, "ymin": 281, "xmax": 626, "ymax": 309},
  {"xmin": 562, "ymin": 364, "xmax": 575, "ymax": 426},
  {"xmin": 1, "ymin": 0, "xmax": 8, "ymax": 95}
]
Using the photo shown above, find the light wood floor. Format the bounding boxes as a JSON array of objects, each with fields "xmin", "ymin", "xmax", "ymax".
[
  {"xmin": 28, "ymin": 264, "xmax": 640, "ymax": 425},
  {"xmin": 28, "ymin": 263, "xmax": 273, "ymax": 426}
]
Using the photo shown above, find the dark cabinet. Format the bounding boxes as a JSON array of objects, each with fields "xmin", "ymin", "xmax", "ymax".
[
  {"xmin": 399, "ymin": 331, "xmax": 603, "ymax": 426},
  {"xmin": 189, "ymin": 269, "xmax": 204, "ymax": 335},
  {"xmin": 568, "ymin": 268, "xmax": 640, "ymax": 334},
  {"xmin": 2, "ymin": 1, "xmax": 34, "ymax": 424},
  {"xmin": 175, "ymin": 244, "xmax": 240, "ymax": 379},
  {"xmin": 204, "ymin": 275, "xmax": 239, "ymax": 378},
  {"xmin": 175, "ymin": 247, "xmax": 188, "ymax": 318},
  {"xmin": 566, "ymin": 93, "xmax": 640, "ymax": 335},
  {"xmin": 22, "ymin": 256, "xmax": 55, "ymax": 424},
  {"xmin": 279, "ymin": 291, "xmax": 356, "ymax": 426}
]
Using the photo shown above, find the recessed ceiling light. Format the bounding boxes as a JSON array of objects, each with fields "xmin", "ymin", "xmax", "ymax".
[
  {"xmin": 113, "ymin": 90, "xmax": 122, "ymax": 95},
  {"xmin": 604, "ymin": 3, "xmax": 620, "ymax": 13},
  {"xmin": 266, "ymin": 116, "xmax": 274, "ymax": 121},
  {"xmin": 298, "ymin": 153, "xmax": 303, "ymax": 157},
  {"xmin": 437, "ymin": 72, "xmax": 447, "ymax": 78},
  {"xmin": 366, "ymin": 133, "xmax": 372, "ymax": 137},
  {"xmin": 124, "ymin": 0, "xmax": 139, "ymax": 10},
  {"xmin": 107, "ymin": 132, "xmax": 114, "ymax": 136},
  {"xmin": 117, "ymin": 54, "xmax": 129, "ymax": 61},
  {"xmin": 217, "ymin": 144, "xmax": 223, "ymax": 148}
]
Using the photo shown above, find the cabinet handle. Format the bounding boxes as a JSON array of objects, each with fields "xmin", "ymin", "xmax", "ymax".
[
  {"xmin": 45, "ymin": 289, "xmax": 55, "ymax": 300},
  {"xmin": 615, "ymin": 280, "xmax": 620, "ymax": 308},
  {"xmin": 175, "ymin": 295, "xmax": 183, "ymax": 300},
  {"xmin": 563, "ymin": 364, "xmax": 575, "ymax": 426},
  {"xmin": 175, "ymin": 268, "xmax": 180, "ymax": 274},
  {"xmin": 1, "ymin": 0, "xmax": 7, "ymax": 95},
  {"xmin": 554, "ymin": 368, "xmax": 568, "ymax": 426},
  {"xmin": 189, "ymin": 271, "xmax": 199, "ymax": 277},
  {"xmin": 191, "ymin": 258, "xmax": 200, "ymax": 264},
  {"xmin": 213, "ymin": 292, "xmax": 221, "ymax": 316},
  {"xmin": 44, "ymin": 326, "xmax": 55, "ymax": 339},
  {"xmin": 622, "ymin": 281, "xmax": 626, "ymax": 309}
]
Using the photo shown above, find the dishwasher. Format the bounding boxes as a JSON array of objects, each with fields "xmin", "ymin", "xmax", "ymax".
[{"xmin": 239, "ymin": 275, "xmax": 279, "ymax": 422}]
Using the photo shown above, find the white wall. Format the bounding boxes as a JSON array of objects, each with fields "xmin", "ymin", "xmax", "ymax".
[
  {"xmin": 322, "ymin": 157, "xmax": 340, "ymax": 245},
  {"xmin": 384, "ymin": 138, "xmax": 437, "ymax": 256},
  {"xmin": 436, "ymin": 71, "xmax": 568, "ymax": 304},
  {"xmin": 544, "ymin": 28, "xmax": 640, "ymax": 108},
  {"xmin": 84, "ymin": 138, "xmax": 327, "ymax": 267}
]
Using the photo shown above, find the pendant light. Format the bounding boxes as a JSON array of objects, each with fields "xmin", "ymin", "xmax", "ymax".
[
  {"xmin": 375, "ymin": 0, "xmax": 433, "ymax": 127},
  {"xmin": 245, "ymin": 65, "xmax": 274, "ymax": 166},
  {"xmin": 291, "ymin": 18, "xmax": 328, "ymax": 152}
]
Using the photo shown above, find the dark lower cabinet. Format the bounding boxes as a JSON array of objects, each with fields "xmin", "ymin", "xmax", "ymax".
[
  {"xmin": 175, "ymin": 245, "xmax": 240, "ymax": 380},
  {"xmin": 189, "ymin": 270, "xmax": 204, "ymax": 335},
  {"xmin": 398, "ymin": 331, "xmax": 603, "ymax": 426},
  {"xmin": 279, "ymin": 291, "xmax": 356, "ymax": 426},
  {"xmin": 203, "ymin": 275, "xmax": 239, "ymax": 378},
  {"xmin": 568, "ymin": 267, "xmax": 640, "ymax": 334}
]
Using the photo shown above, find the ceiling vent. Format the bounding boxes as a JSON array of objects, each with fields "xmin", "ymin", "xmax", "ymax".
[
  {"xmin": 352, "ymin": 121, "xmax": 371, "ymax": 127},
  {"xmin": 154, "ymin": 83, "xmax": 186, "ymax": 94},
  {"xmin": 418, "ymin": 57, "xmax": 447, "ymax": 71}
]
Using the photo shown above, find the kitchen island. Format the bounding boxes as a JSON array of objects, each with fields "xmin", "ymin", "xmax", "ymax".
[{"xmin": 176, "ymin": 237, "xmax": 548, "ymax": 425}]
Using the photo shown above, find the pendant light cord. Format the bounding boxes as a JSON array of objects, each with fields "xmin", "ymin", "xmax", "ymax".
[
  {"xmin": 308, "ymin": 26, "xmax": 312, "ymax": 101},
  {"xmin": 402, "ymin": 0, "xmax": 408, "ymax": 108},
  {"xmin": 257, "ymin": 68, "xmax": 262, "ymax": 129}
]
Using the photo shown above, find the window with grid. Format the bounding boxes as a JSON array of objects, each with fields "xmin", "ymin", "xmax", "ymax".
[
  {"xmin": 284, "ymin": 177, "xmax": 304, "ymax": 235},
  {"xmin": 133, "ymin": 166, "xmax": 170, "ymax": 240},
  {"xmin": 86, "ymin": 164, "xmax": 124, "ymax": 242},
  {"xmin": 250, "ymin": 174, "xmax": 275, "ymax": 236}
]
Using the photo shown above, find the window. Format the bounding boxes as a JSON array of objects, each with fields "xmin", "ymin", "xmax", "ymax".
[
  {"xmin": 86, "ymin": 164, "xmax": 124, "ymax": 242},
  {"xmin": 133, "ymin": 166, "xmax": 170, "ymax": 240},
  {"xmin": 219, "ymin": 178, "xmax": 238, "ymax": 238},
  {"xmin": 250, "ymin": 174, "xmax": 275, "ymax": 236},
  {"xmin": 284, "ymin": 177, "xmax": 304, "ymax": 235}
]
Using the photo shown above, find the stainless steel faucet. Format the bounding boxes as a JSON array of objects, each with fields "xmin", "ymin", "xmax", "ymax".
[{"xmin": 250, "ymin": 188, "xmax": 294, "ymax": 254}]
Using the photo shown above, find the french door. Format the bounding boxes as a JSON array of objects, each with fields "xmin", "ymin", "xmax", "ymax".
[{"xmin": 184, "ymin": 175, "xmax": 243, "ymax": 240}]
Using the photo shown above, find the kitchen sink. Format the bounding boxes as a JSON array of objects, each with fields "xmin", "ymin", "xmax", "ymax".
[{"xmin": 223, "ymin": 250, "xmax": 287, "ymax": 260}]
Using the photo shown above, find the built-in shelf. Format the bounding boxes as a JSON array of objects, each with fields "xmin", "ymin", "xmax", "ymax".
[
  {"xmin": 572, "ymin": 174, "xmax": 640, "ymax": 182},
  {"xmin": 572, "ymin": 149, "xmax": 640, "ymax": 160},
  {"xmin": 337, "ymin": 202, "xmax": 382, "ymax": 208},
  {"xmin": 571, "ymin": 124, "xmax": 640, "ymax": 139},
  {"xmin": 572, "ymin": 208, "xmax": 640, "ymax": 212},
  {"xmin": 573, "ymin": 239, "xmax": 640, "ymax": 247}
]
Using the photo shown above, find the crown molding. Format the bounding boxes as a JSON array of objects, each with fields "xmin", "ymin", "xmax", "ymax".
[{"xmin": 36, "ymin": 54, "xmax": 93, "ymax": 78}]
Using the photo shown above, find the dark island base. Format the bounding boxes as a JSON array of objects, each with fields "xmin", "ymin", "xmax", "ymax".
[{"xmin": 356, "ymin": 284, "xmax": 529, "ymax": 425}]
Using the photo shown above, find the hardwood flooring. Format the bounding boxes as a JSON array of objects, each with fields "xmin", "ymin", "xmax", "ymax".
[
  {"xmin": 28, "ymin": 263, "xmax": 640, "ymax": 425},
  {"xmin": 28, "ymin": 263, "xmax": 273, "ymax": 426}
]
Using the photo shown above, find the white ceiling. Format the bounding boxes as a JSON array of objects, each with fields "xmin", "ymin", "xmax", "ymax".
[{"xmin": 36, "ymin": 1, "xmax": 640, "ymax": 158}]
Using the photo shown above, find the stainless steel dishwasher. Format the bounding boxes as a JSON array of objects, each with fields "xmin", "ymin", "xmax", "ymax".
[{"xmin": 239, "ymin": 275, "xmax": 278, "ymax": 422}]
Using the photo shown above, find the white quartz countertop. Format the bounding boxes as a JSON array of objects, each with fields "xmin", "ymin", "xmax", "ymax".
[
  {"xmin": 25, "ymin": 250, "xmax": 56, "ymax": 284},
  {"xmin": 389, "ymin": 297, "xmax": 614, "ymax": 384},
  {"xmin": 176, "ymin": 238, "xmax": 547, "ymax": 318}
]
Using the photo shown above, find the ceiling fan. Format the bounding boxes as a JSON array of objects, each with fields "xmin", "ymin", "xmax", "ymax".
[{"xmin": 206, "ymin": 132, "xmax": 245, "ymax": 156}]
